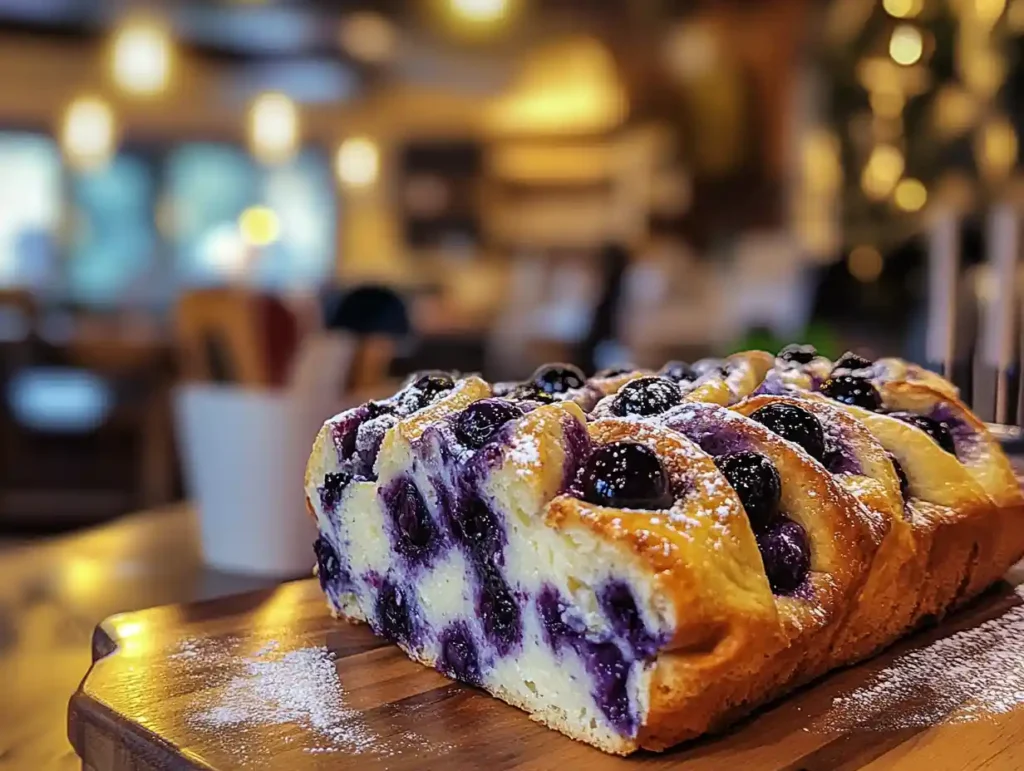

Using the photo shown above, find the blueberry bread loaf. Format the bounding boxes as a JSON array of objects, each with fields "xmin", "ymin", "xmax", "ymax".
[{"xmin": 304, "ymin": 353, "xmax": 1023, "ymax": 754}]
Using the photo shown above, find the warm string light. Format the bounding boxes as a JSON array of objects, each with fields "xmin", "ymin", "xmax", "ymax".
[
  {"xmin": 883, "ymin": 0, "xmax": 924, "ymax": 18},
  {"xmin": 889, "ymin": 24, "xmax": 924, "ymax": 66},
  {"xmin": 894, "ymin": 178, "xmax": 928, "ymax": 212},
  {"xmin": 861, "ymin": 144, "xmax": 905, "ymax": 200}
]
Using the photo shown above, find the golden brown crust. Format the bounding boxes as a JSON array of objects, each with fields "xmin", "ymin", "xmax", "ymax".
[
  {"xmin": 550, "ymin": 420, "xmax": 782, "ymax": 653},
  {"xmin": 306, "ymin": 354, "xmax": 1022, "ymax": 756},
  {"xmin": 731, "ymin": 394, "xmax": 916, "ymax": 664}
]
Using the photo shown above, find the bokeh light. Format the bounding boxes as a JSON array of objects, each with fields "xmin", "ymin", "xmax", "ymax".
[
  {"xmin": 335, "ymin": 137, "xmax": 380, "ymax": 189},
  {"xmin": 338, "ymin": 12, "xmax": 397, "ymax": 63},
  {"xmin": 894, "ymin": 178, "xmax": 928, "ymax": 212},
  {"xmin": 111, "ymin": 17, "xmax": 173, "ymax": 96},
  {"xmin": 889, "ymin": 24, "xmax": 923, "ymax": 66},
  {"xmin": 61, "ymin": 96, "xmax": 118, "ymax": 171},
  {"xmin": 248, "ymin": 93, "xmax": 299, "ymax": 165},
  {"xmin": 860, "ymin": 144, "xmax": 905, "ymax": 200},
  {"xmin": 238, "ymin": 206, "xmax": 281, "ymax": 246},
  {"xmin": 450, "ymin": 0, "xmax": 508, "ymax": 24},
  {"xmin": 883, "ymin": 0, "xmax": 923, "ymax": 18},
  {"xmin": 848, "ymin": 245, "xmax": 884, "ymax": 283}
]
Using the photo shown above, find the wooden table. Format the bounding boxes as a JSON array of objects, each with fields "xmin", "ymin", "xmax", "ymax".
[{"xmin": 0, "ymin": 505, "xmax": 280, "ymax": 770}]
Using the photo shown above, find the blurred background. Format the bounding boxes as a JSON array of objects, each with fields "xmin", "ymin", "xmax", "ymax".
[{"xmin": 0, "ymin": 0, "xmax": 1021, "ymax": 531}]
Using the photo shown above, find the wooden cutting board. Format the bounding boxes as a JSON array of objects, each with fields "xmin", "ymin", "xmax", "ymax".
[{"xmin": 68, "ymin": 575, "xmax": 1024, "ymax": 771}]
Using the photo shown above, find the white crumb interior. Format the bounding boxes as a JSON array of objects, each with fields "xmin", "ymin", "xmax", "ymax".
[{"xmin": 306, "ymin": 419, "xmax": 670, "ymax": 753}]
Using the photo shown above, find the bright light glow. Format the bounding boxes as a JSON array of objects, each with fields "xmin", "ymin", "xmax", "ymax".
[
  {"xmin": 975, "ymin": 0, "xmax": 1007, "ymax": 24},
  {"xmin": 200, "ymin": 222, "xmax": 248, "ymax": 276},
  {"xmin": 61, "ymin": 96, "xmax": 118, "ymax": 170},
  {"xmin": 338, "ymin": 12, "xmax": 396, "ymax": 63},
  {"xmin": 238, "ymin": 206, "xmax": 280, "ymax": 246},
  {"xmin": 849, "ymin": 246, "xmax": 884, "ymax": 283},
  {"xmin": 335, "ymin": 137, "xmax": 380, "ymax": 188},
  {"xmin": 894, "ymin": 178, "xmax": 928, "ymax": 212},
  {"xmin": 248, "ymin": 92, "xmax": 299, "ymax": 165},
  {"xmin": 487, "ymin": 37, "xmax": 626, "ymax": 135},
  {"xmin": 976, "ymin": 118, "xmax": 1018, "ymax": 180},
  {"xmin": 860, "ymin": 145, "xmax": 905, "ymax": 200},
  {"xmin": 111, "ymin": 18, "xmax": 173, "ymax": 96},
  {"xmin": 889, "ymin": 24, "xmax": 923, "ymax": 66},
  {"xmin": 884, "ymin": 0, "xmax": 923, "ymax": 17},
  {"xmin": 450, "ymin": 0, "xmax": 508, "ymax": 23}
]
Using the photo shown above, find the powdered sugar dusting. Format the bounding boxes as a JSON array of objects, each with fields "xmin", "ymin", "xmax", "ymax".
[
  {"xmin": 180, "ymin": 637, "xmax": 452, "ymax": 762},
  {"xmin": 509, "ymin": 431, "xmax": 541, "ymax": 476},
  {"xmin": 815, "ymin": 593, "xmax": 1024, "ymax": 732}
]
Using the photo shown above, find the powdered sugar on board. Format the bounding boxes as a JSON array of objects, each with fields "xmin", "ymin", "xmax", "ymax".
[
  {"xmin": 815, "ymin": 588, "xmax": 1024, "ymax": 732},
  {"xmin": 179, "ymin": 637, "xmax": 453, "ymax": 762}
]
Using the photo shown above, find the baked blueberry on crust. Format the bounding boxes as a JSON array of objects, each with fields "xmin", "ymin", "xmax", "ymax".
[{"xmin": 304, "ymin": 346, "xmax": 1023, "ymax": 755}]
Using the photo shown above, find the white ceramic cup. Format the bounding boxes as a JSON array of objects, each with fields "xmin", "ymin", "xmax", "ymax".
[{"xmin": 174, "ymin": 384, "xmax": 326, "ymax": 577}]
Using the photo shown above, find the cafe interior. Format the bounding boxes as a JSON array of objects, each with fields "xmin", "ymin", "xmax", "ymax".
[
  {"xmin": 0, "ymin": 0, "xmax": 1020, "ymax": 531},
  {"xmin": 4, "ymin": 1, "xmax": 1024, "ymax": 767}
]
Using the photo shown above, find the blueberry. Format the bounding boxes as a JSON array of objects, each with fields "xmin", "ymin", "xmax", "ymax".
[
  {"xmin": 450, "ymin": 496, "xmax": 503, "ymax": 561},
  {"xmin": 313, "ymin": 536, "xmax": 341, "ymax": 591},
  {"xmin": 820, "ymin": 375, "xmax": 882, "ymax": 411},
  {"xmin": 402, "ymin": 372, "xmax": 455, "ymax": 411},
  {"xmin": 659, "ymin": 360, "xmax": 697, "ymax": 382},
  {"xmin": 508, "ymin": 383, "xmax": 556, "ymax": 404},
  {"xmin": 600, "ymin": 581, "xmax": 660, "ymax": 658},
  {"xmin": 364, "ymin": 400, "xmax": 394, "ymax": 419},
  {"xmin": 537, "ymin": 586, "xmax": 574, "ymax": 651},
  {"xmin": 532, "ymin": 363, "xmax": 586, "ymax": 395},
  {"xmin": 596, "ymin": 366, "xmax": 634, "ymax": 378},
  {"xmin": 355, "ymin": 413, "xmax": 397, "ymax": 479},
  {"xmin": 693, "ymin": 358, "xmax": 727, "ymax": 377},
  {"xmin": 778, "ymin": 344, "xmax": 818, "ymax": 364},
  {"xmin": 890, "ymin": 453, "xmax": 910, "ymax": 499},
  {"xmin": 832, "ymin": 351, "xmax": 872, "ymax": 372},
  {"xmin": 887, "ymin": 412, "xmax": 956, "ymax": 455},
  {"xmin": 611, "ymin": 376, "xmax": 681, "ymax": 417},
  {"xmin": 578, "ymin": 441, "xmax": 673, "ymax": 510},
  {"xmin": 320, "ymin": 469, "xmax": 354, "ymax": 511},
  {"xmin": 715, "ymin": 452, "xmax": 782, "ymax": 531},
  {"xmin": 584, "ymin": 641, "xmax": 634, "ymax": 735},
  {"xmin": 455, "ymin": 399, "xmax": 523, "ymax": 449},
  {"xmin": 437, "ymin": 621, "xmax": 482, "ymax": 686},
  {"xmin": 385, "ymin": 478, "xmax": 438, "ymax": 561},
  {"xmin": 756, "ymin": 518, "xmax": 811, "ymax": 595},
  {"xmin": 750, "ymin": 403, "xmax": 826, "ymax": 462},
  {"xmin": 375, "ymin": 579, "xmax": 414, "ymax": 646},
  {"xmin": 476, "ymin": 561, "xmax": 521, "ymax": 656}
]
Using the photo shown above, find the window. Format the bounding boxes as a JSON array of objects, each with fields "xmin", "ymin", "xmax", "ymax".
[
  {"xmin": 167, "ymin": 143, "xmax": 335, "ymax": 290},
  {"xmin": 0, "ymin": 133, "xmax": 62, "ymax": 292},
  {"xmin": 68, "ymin": 151, "xmax": 160, "ymax": 306}
]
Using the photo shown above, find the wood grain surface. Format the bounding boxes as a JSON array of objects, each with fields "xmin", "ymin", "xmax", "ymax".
[
  {"xmin": 0, "ymin": 506, "xmax": 282, "ymax": 771},
  {"xmin": 68, "ymin": 570, "xmax": 1024, "ymax": 771}
]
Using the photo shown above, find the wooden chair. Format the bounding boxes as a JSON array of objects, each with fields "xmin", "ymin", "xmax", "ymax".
[{"xmin": 174, "ymin": 289, "xmax": 274, "ymax": 387}]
